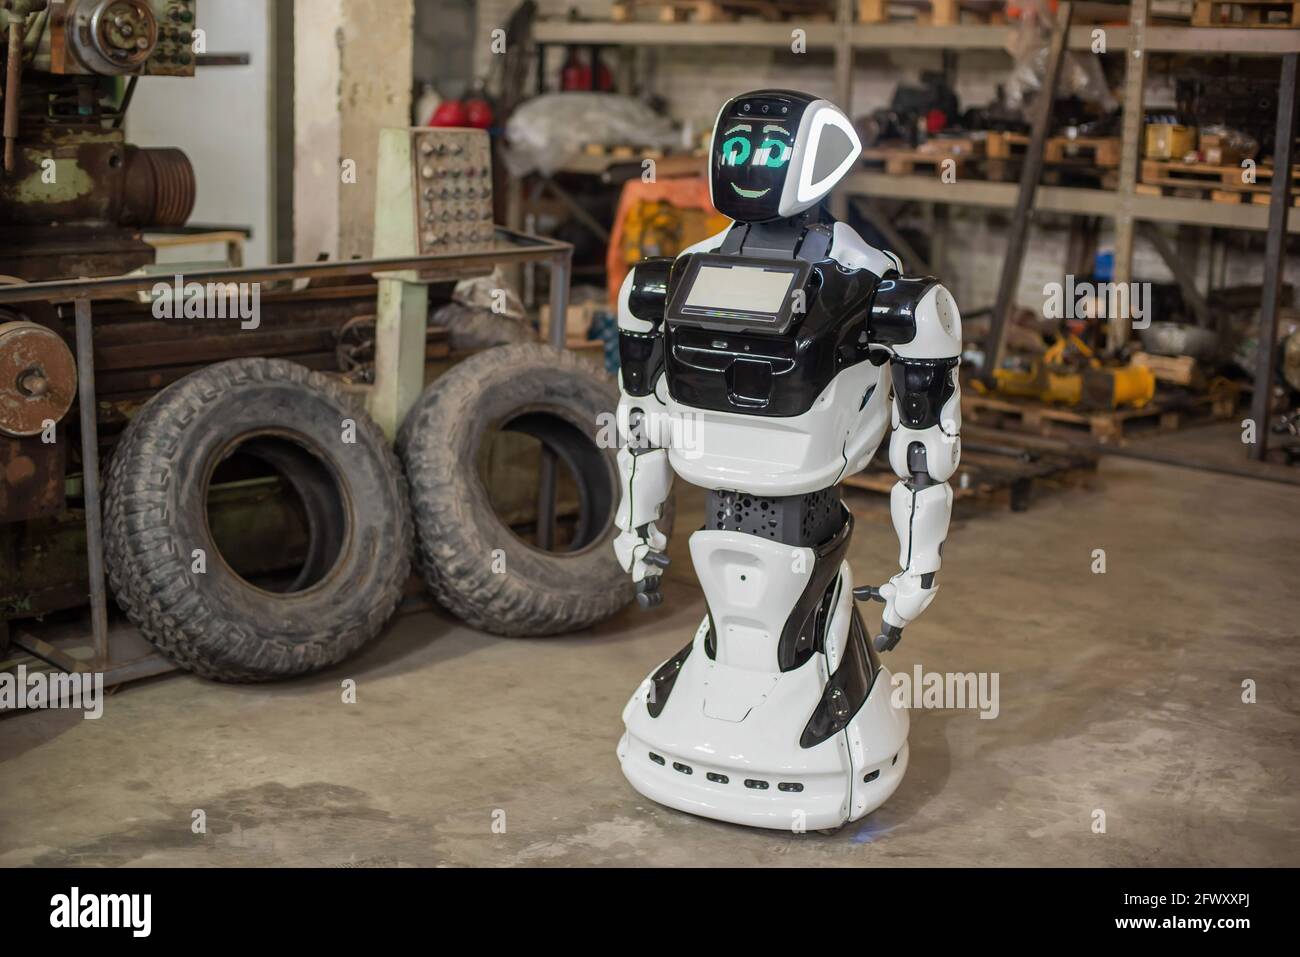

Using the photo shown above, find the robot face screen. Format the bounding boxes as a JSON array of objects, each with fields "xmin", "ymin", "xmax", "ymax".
[
  {"xmin": 713, "ymin": 122, "xmax": 793, "ymax": 220},
  {"xmin": 711, "ymin": 92, "xmax": 814, "ymax": 221}
]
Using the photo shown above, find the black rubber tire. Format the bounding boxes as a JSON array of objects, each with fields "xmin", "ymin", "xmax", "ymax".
[
  {"xmin": 398, "ymin": 343, "xmax": 658, "ymax": 636},
  {"xmin": 103, "ymin": 358, "xmax": 410, "ymax": 681}
]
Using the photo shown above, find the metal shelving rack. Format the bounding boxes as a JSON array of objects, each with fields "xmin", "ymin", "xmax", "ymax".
[
  {"xmin": 533, "ymin": 2, "xmax": 1300, "ymax": 248},
  {"xmin": 533, "ymin": 1, "xmax": 1300, "ymax": 459}
]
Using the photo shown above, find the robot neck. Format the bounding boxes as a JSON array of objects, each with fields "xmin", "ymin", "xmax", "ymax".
[{"xmin": 722, "ymin": 205, "xmax": 832, "ymax": 261}]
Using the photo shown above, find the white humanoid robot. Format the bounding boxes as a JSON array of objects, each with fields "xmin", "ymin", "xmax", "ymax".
[{"xmin": 613, "ymin": 90, "xmax": 962, "ymax": 831}]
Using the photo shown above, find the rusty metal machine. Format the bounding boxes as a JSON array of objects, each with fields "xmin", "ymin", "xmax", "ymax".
[
  {"xmin": 0, "ymin": 0, "xmax": 596, "ymax": 694},
  {"xmin": 0, "ymin": 0, "xmax": 197, "ymax": 281},
  {"xmin": 1, "ymin": 0, "xmax": 198, "ymax": 532},
  {"xmin": 0, "ymin": 0, "xmax": 276, "ymax": 644}
]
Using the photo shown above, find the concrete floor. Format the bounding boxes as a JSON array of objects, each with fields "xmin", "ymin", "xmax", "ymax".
[{"xmin": 3, "ymin": 434, "xmax": 1298, "ymax": 867}]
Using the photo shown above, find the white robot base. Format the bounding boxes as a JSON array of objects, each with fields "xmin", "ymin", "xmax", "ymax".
[{"xmin": 617, "ymin": 529, "xmax": 911, "ymax": 832}]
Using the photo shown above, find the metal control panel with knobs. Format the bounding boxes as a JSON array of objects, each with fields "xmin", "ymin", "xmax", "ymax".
[
  {"xmin": 147, "ymin": 0, "xmax": 198, "ymax": 76},
  {"xmin": 28, "ymin": 0, "xmax": 197, "ymax": 77},
  {"xmin": 373, "ymin": 127, "xmax": 496, "ymax": 274}
]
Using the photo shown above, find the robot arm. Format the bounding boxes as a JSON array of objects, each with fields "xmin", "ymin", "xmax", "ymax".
[
  {"xmin": 612, "ymin": 261, "xmax": 676, "ymax": 607},
  {"xmin": 862, "ymin": 280, "xmax": 963, "ymax": 650}
]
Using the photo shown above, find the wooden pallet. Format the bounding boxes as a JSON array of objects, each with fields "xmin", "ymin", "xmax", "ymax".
[
  {"xmin": 1133, "ymin": 181, "xmax": 1295, "ymax": 204},
  {"xmin": 841, "ymin": 426, "xmax": 1098, "ymax": 512},
  {"xmin": 1141, "ymin": 158, "xmax": 1300, "ymax": 194},
  {"xmin": 1135, "ymin": 181, "xmax": 1216, "ymax": 201},
  {"xmin": 613, "ymin": 0, "xmax": 834, "ymax": 22},
  {"xmin": 582, "ymin": 143, "xmax": 658, "ymax": 159},
  {"xmin": 1207, "ymin": 188, "xmax": 1300, "ymax": 206},
  {"xmin": 962, "ymin": 388, "xmax": 1239, "ymax": 444},
  {"xmin": 1138, "ymin": 161, "xmax": 1300, "ymax": 205},
  {"xmin": 977, "ymin": 131, "xmax": 1118, "ymax": 187},
  {"xmin": 986, "ymin": 160, "xmax": 1118, "ymax": 188},
  {"xmin": 857, "ymin": 0, "xmax": 1006, "ymax": 25},
  {"xmin": 1192, "ymin": 0, "xmax": 1300, "ymax": 27},
  {"xmin": 1044, "ymin": 135, "xmax": 1122, "ymax": 168},
  {"xmin": 984, "ymin": 130, "xmax": 1028, "ymax": 160},
  {"xmin": 861, "ymin": 145, "xmax": 980, "ymax": 177}
]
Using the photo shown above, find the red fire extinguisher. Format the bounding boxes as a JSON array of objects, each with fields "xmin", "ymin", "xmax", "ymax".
[
  {"xmin": 464, "ymin": 92, "xmax": 494, "ymax": 129},
  {"xmin": 560, "ymin": 47, "xmax": 588, "ymax": 91},
  {"xmin": 430, "ymin": 99, "xmax": 469, "ymax": 128}
]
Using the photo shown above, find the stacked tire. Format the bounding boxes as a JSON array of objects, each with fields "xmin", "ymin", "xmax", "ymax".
[
  {"xmin": 104, "ymin": 358, "xmax": 410, "ymax": 681},
  {"xmin": 104, "ymin": 345, "xmax": 654, "ymax": 681},
  {"xmin": 397, "ymin": 343, "xmax": 640, "ymax": 636}
]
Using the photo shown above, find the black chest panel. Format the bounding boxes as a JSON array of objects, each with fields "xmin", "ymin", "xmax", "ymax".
[
  {"xmin": 662, "ymin": 222, "xmax": 881, "ymax": 417},
  {"xmin": 619, "ymin": 221, "xmax": 936, "ymax": 417},
  {"xmin": 664, "ymin": 263, "xmax": 877, "ymax": 416}
]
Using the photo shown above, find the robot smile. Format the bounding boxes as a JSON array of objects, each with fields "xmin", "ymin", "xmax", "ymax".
[{"xmin": 730, "ymin": 183, "xmax": 771, "ymax": 199}]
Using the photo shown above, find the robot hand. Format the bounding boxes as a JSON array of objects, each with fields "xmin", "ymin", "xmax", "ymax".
[
  {"xmin": 613, "ymin": 522, "xmax": 671, "ymax": 609},
  {"xmin": 853, "ymin": 570, "xmax": 938, "ymax": 652}
]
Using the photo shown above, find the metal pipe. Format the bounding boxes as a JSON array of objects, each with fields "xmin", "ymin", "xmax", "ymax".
[
  {"xmin": 73, "ymin": 299, "xmax": 110, "ymax": 669},
  {"xmin": 536, "ymin": 250, "xmax": 573, "ymax": 550},
  {"xmin": 4, "ymin": 20, "xmax": 22, "ymax": 173},
  {"xmin": 547, "ymin": 249, "xmax": 570, "ymax": 350}
]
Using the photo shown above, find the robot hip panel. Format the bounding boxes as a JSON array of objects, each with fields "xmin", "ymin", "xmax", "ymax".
[{"xmin": 663, "ymin": 362, "xmax": 886, "ymax": 495}]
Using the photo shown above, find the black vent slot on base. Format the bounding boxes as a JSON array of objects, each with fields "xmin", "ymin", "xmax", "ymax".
[
  {"xmin": 706, "ymin": 486, "xmax": 843, "ymax": 547},
  {"xmin": 744, "ymin": 779, "xmax": 770, "ymax": 790}
]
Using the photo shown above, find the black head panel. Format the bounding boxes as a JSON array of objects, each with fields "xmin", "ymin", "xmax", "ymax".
[{"xmin": 710, "ymin": 90, "xmax": 816, "ymax": 223}]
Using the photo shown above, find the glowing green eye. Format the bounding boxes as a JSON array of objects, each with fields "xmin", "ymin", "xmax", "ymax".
[
  {"xmin": 721, "ymin": 135, "xmax": 751, "ymax": 167},
  {"xmin": 756, "ymin": 139, "xmax": 790, "ymax": 168}
]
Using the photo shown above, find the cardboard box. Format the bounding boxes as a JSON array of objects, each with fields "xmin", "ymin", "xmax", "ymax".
[
  {"xmin": 1198, "ymin": 131, "xmax": 1249, "ymax": 167},
  {"xmin": 539, "ymin": 299, "xmax": 604, "ymax": 342},
  {"xmin": 1145, "ymin": 123, "xmax": 1197, "ymax": 160}
]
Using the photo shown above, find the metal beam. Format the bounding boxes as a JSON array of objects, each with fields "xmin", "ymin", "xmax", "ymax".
[
  {"xmin": 0, "ymin": 228, "xmax": 573, "ymax": 305},
  {"xmin": 534, "ymin": 20, "xmax": 841, "ymax": 48},
  {"xmin": 845, "ymin": 173, "xmax": 1300, "ymax": 232},
  {"xmin": 851, "ymin": 197, "xmax": 933, "ymax": 275},
  {"xmin": 982, "ymin": 1, "xmax": 1073, "ymax": 384},
  {"xmin": 531, "ymin": 19, "xmax": 1300, "ymax": 55},
  {"xmin": 1250, "ymin": 53, "xmax": 1298, "ymax": 463},
  {"xmin": 72, "ymin": 299, "xmax": 110, "ymax": 670},
  {"xmin": 1136, "ymin": 221, "xmax": 1213, "ymax": 330},
  {"xmin": 1112, "ymin": 0, "xmax": 1150, "ymax": 353}
]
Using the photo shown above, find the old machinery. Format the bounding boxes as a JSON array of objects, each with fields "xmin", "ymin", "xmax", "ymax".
[{"xmin": 0, "ymin": 319, "xmax": 76, "ymax": 438}]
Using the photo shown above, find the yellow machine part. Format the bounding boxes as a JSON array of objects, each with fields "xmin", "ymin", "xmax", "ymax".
[
  {"xmin": 1102, "ymin": 364, "xmax": 1156, "ymax": 409},
  {"xmin": 620, "ymin": 200, "xmax": 729, "ymax": 265},
  {"xmin": 991, "ymin": 334, "xmax": 1155, "ymax": 409}
]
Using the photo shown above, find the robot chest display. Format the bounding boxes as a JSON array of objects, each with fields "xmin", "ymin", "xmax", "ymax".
[{"xmin": 662, "ymin": 259, "xmax": 879, "ymax": 418}]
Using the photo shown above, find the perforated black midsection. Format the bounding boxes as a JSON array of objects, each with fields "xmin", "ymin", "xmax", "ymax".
[{"xmin": 706, "ymin": 486, "xmax": 845, "ymax": 547}]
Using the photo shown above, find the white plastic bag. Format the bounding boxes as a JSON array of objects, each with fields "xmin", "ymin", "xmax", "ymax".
[{"xmin": 504, "ymin": 92, "xmax": 679, "ymax": 177}]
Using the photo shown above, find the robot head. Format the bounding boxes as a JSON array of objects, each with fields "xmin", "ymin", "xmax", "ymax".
[{"xmin": 709, "ymin": 90, "xmax": 862, "ymax": 223}]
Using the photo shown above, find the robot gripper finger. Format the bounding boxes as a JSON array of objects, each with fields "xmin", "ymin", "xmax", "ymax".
[
  {"xmin": 853, "ymin": 584, "xmax": 886, "ymax": 603},
  {"xmin": 635, "ymin": 576, "xmax": 664, "ymax": 610},
  {"xmin": 874, "ymin": 622, "xmax": 904, "ymax": 653},
  {"xmin": 642, "ymin": 551, "xmax": 671, "ymax": 571}
]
